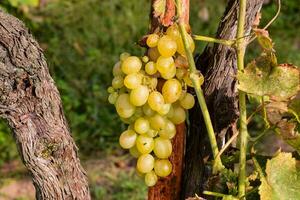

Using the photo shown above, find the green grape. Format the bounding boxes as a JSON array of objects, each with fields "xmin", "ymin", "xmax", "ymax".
[
  {"xmin": 121, "ymin": 56, "xmax": 142, "ymax": 74},
  {"xmin": 145, "ymin": 171, "xmax": 158, "ymax": 187},
  {"xmin": 162, "ymin": 79, "xmax": 182, "ymax": 103},
  {"xmin": 142, "ymin": 56, "xmax": 149, "ymax": 63},
  {"xmin": 157, "ymin": 35, "xmax": 177, "ymax": 57},
  {"xmin": 130, "ymin": 85, "xmax": 149, "ymax": 106},
  {"xmin": 145, "ymin": 61, "xmax": 157, "ymax": 75},
  {"xmin": 115, "ymin": 94, "xmax": 136, "ymax": 118},
  {"xmin": 153, "ymin": 137, "xmax": 172, "ymax": 159},
  {"xmin": 113, "ymin": 61, "xmax": 123, "ymax": 77},
  {"xmin": 148, "ymin": 91, "xmax": 165, "ymax": 111},
  {"xmin": 175, "ymin": 68, "xmax": 186, "ymax": 80},
  {"xmin": 149, "ymin": 114, "xmax": 166, "ymax": 131},
  {"xmin": 176, "ymin": 34, "xmax": 195, "ymax": 56},
  {"xmin": 107, "ymin": 86, "xmax": 115, "ymax": 94},
  {"xmin": 120, "ymin": 52, "xmax": 130, "ymax": 61},
  {"xmin": 146, "ymin": 129, "xmax": 158, "ymax": 137},
  {"xmin": 119, "ymin": 130, "xmax": 137, "ymax": 149},
  {"xmin": 156, "ymin": 56, "xmax": 174, "ymax": 74},
  {"xmin": 148, "ymin": 47, "xmax": 160, "ymax": 62},
  {"xmin": 159, "ymin": 119, "xmax": 176, "ymax": 139},
  {"xmin": 157, "ymin": 104, "xmax": 171, "ymax": 116},
  {"xmin": 180, "ymin": 93, "xmax": 195, "ymax": 109},
  {"xmin": 136, "ymin": 135, "xmax": 154, "ymax": 154},
  {"xmin": 134, "ymin": 117, "xmax": 150, "ymax": 134},
  {"xmin": 154, "ymin": 159, "xmax": 172, "ymax": 177},
  {"xmin": 160, "ymin": 63, "xmax": 176, "ymax": 79},
  {"xmin": 108, "ymin": 92, "xmax": 118, "ymax": 104},
  {"xmin": 169, "ymin": 105, "xmax": 186, "ymax": 124},
  {"xmin": 137, "ymin": 154, "xmax": 155, "ymax": 173},
  {"xmin": 124, "ymin": 73, "xmax": 142, "ymax": 89},
  {"xmin": 133, "ymin": 107, "xmax": 144, "ymax": 118},
  {"xmin": 129, "ymin": 145, "xmax": 141, "ymax": 158},
  {"xmin": 112, "ymin": 76, "xmax": 124, "ymax": 89},
  {"xmin": 166, "ymin": 104, "xmax": 174, "ymax": 118},
  {"xmin": 146, "ymin": 33, "xmax": 160, "ymax": 48},
  {"xmin": 142, "ymin": 103, "xmax": 155, "ymax": 116},
  {"xmin": 166, "ymin": 24, "xmax": 180, "ymax": 41}
]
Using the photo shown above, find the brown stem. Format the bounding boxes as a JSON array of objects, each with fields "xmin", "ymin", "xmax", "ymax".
[{"xmin": 0, "ymin": 10, "xmax": 90, "ymax": 199}]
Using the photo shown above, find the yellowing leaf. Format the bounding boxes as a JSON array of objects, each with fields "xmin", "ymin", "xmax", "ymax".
[{"xmin": 153, "ymin": 0, "xmax": 166, "ymax": 18}]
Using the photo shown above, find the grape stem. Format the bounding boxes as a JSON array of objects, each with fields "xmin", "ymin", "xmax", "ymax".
[
  {"xmin": 236, "ymin": 0, "xmax": 248, "ymax": 198},
  {"xmin": 176, "ymin": 0, "xmax": 224, "ymax": 174},
  {"xmin": 193, "ymin": 34, "xmax": 235, "ymax": 46}
]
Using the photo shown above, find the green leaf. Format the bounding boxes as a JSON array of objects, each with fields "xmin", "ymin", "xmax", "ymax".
[
  {"xmin": 259, "ymin": 153, "xmax": 300, "ymax": 200},
  {"xmin": 8, "ymin": 0, "xmax": 39, "ymax": 7},
  {"xmin": 237, "ymin": 55, "xmax": 300, "ymax": 100}
]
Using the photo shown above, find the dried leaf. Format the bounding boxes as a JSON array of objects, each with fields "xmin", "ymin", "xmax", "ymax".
[
  {"xmin": 153, "ymin": 0, "xmax": 166, "ymax": 18},
  {"xmin": 254, "ymin": 29, "xmax": 274, "ymax": 51}
]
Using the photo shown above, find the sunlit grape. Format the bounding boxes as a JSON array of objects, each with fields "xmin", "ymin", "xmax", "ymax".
[
  {"xmin": 148, "ymin": 91, "xmax": 165, "ymax": 111},
  {"xmin": 153, "ymin": 137, "xmax": 172, "ymax": 159},
  {"xmin": 130, "ymin": 85, "xmax": 149, "ymax": 106},
  {"xmin": 115, "ymin": 94, "xmax": 136, "ymax": 118},
  {"xmin": 157, "ymin": 35, "xmax": 177, "ymax": 57},
  {"xmin": 134, "ymin": 117, "xmax": 150, "ymax": 134},
  {"xmin": 145, "ymin": 61, "xmax": 157, "ymax": 75},
  {"xmin": 160, "ymin": 63, "xmax": 176, "ymax": 79},
  {"xmin": 157, "ymin": 104, "xmax": 171, "ymax": 116},
  {"xmin": 146, "ymin": 129, "xmax": 158, "ymax": 137},
  {"xmin": 162, "ymin": 79, "xmax": 182, "ymax": 103},
  {"xmin": 145, "ymin": 171, "xmax": 158, "ymax": 187},
  {"xmin": 159, "ymin": 119, "xmax": 176, "ymax": 139},
  {"xmin": 154, "ymin": 159, "xmax": 172, "ymax": 177},
  {"xmin": 176, "ymin": 34, "xmax": 195, "ymax": 56},
  {"xmin": 149, "ymin": 114, "xmax": 166, "ymax": 131},
  {"xmin": 146, "ymin": 33, "xmax": 159, "ymax": 48},
  {"xmin": 180, "ymin": 93, "xmax": 195, "ymax": 109},
  {"xmin": 119, "ymin": 130, "xmax": 137, "ymax": 149},
  {"xmin": 169, "ymin": 105, "xmax": 186, "ymax": 124},
  {"xmin": 121, "ymin": 56, "xmax": 142, "ymax": 74},
  {"xmin": 142, "ymin": 56, "xmax": 149, "ymax": 63},
  {"xmin": 136, "ymin": 135, "xmax": 154, "ymax": 154},
  {"xmin": 124, "ymin": 73, "xmax": 142, "ymax": 89},
  {"xmin": 156, "ymin": 56, "xmax": 174, "ymax": 74},
  {"xmin": 137, "ymin": 154, "xmax": 155, "ymax": 173}
]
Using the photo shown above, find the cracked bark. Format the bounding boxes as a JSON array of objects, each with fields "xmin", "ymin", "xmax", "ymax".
[
  {"xmin": 181, "ymin": 0, "xmax": 264, "ymax": 198},
  {"xmin": 0, "ymin": 10, "xmax": 90, "ymax": 200}
]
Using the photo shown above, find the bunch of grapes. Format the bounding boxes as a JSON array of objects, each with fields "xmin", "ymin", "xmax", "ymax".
[{"xmin": 107, "ymin": 24, "xmax": 195, "ymax": 187}]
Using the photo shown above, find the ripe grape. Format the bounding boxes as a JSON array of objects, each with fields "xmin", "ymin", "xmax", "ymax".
[
  {"xmin": 148, "ymin": 47, "xmax": 160, "ymax": 61},
  {"xmin": 156, "ymin": 56, "xmax": 174, "ymax": 74},
  {"xmin": 136, "ymin": 135, "xmax": 154, "ymax": 154},
  {"xmin": 115, "ymin": 94, "xmax": 136, "ymax": 118},
  {"xmin": 113, "ymin": 61, "xmax": 123, "ymax": 77},
  {"xmin": 121, "ymin": 56, "xmax": 142, "ymax": 74},
  {"xmin": 137, "ymin": 154, "xmax": 155, "ymax": 173},
  {"xmin": 162, "ymin": 79, "xmax": 182, "ymax": 103},
  {"xmin": 129, "ymin": 145, "xmax": 141, "ymax": 158},
  {"xmin": 149, "ymin": 114, "xmax": 166, "ymax": 131},
  {"xmin": 145, "ymin": 171, "xmax": 158, "ymax": 187},
  {"xmin": 157, "ymin": 103, "xmax": 171, "ymax": 116},
  {"xmin": 119, "ymin": 130, "xmax": 137, "ymax": 149},
  {"xmin": 134, "ymin": 117, "xmax": 150, "ymax": 134},
  {"xmin": 159, "ymin": 119, "xmax": 176, "ymax": 139},
  {"xmin": 112, "ymin": 76, "xmax": 124, "ymax": 89},
  {"xmin": 108, "ymin": 92, "xmax": 118, "ymax": 104},
  {"xmin": 142, "ymin": 56, "xmax": 149, "ymax": 63},
  {"xmin": 145, "ymin": 61, "xmax": 157, "ymax": 75},
  {"xmin": 154, "ymin": 159, "xmax": 172, "ymax": 177},
  {"xmin": 146, "ymin": 33, "xmax": 159, "ymax": 48},
  {"xmin": 176, "ymin": 33, "xmax": 195, "ymax": 56},
  {"xmin": 124, "ymin": 73, "xmax": 142, "ymax": 89},
  {"xmin": 148, "ymin": 91, "xmax": 165, "ymax": 111},
  {"xmin": 160, "ymin": 63, "xmax": 176, "ymax": 79},
  {"xmin": 169, "ymin": 105, "xmax": 186, "ymax": 124},
  {"xmin": 146, "ymin": 129, "xmax": 158, "ymax": 137},
  {"xmin": 180, "ymin": 93, "xmax": 195, "ymax": 109},
  {"xmin": 153, "ymin": 137, "xmax": 172, "ymax": 159},
  {"xmin": 130, "ymin": 85, "xmax": 149, "ymax": 106},
  {"xmin": 157, "ymin": 35, "xmax": 177, "ymax": 57},
  {"xmin": 166, "ymin": 24, "xmax": 180, "ymax": 41}
]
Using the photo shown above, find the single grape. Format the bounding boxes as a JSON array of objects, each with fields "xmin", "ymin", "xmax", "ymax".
[
  {"xmin": 156, "ymin": 56, "xmax": 174, "ymax": 74},
  {"xmin": 142, "ymin": 103, "xmax": 155, "ymax": 116},
  {"xmin": 145, "ymin": 61, "xmax": 157, "ymax": 75},
  {"xmin": 113, "ymin": 61, "xmax": 123, "ymax": 77},
  {"xmin": 121, "ymin": 56, "xmax": 142, "ymax": 74},
  {"xmin": 119, "ymin": 130, "xmax": 137, "ymax": 149},
  {"xmin": 108, "ymin": 92, "xmax": 118, "ymax": 104},
  {"xmin": 148, "ymin": 91, "xmax": 165, "ymax": 112},
  {"xmin": 180, "ymin": 93, "xmax": 195, "ymax": 109},
  {"xmin": 120, "ymin": 52, "xmax": 130, "ymax": 61},
  {"xmin": 145, "ymin": 171, "xmax": 158, "ymax": 187},
  {"xmin": 124, "ymin": 73, "xmax": 142, "ymax": 89},
  {"xmin": 160, "ymin": 63, "xmax": 176, "ymax": 79},
  {"xmin": 115, "ymin": 93, "xmax": 136, "ymax": 118},
  {"xmin": 148, "ymin": 47, "xmax": 160, "ymax": 62},
  {"xmin": 159, "ymin": 119, "xmax": 176, "ymax": 139},
  {"xmin": 154, "ymin": 159, "xmax": 172, "ymax": 177},
  {"xmin": 169, "ymin": 105, "xmax": 186, "ymax": 124},
  {"xmin": 149, "ymin": 114, "xmax": 166, "ymax": 131},
  {"xmin": 166, "ymin": 24, "xmax": 180, "ymax": 41},
  {"xmin": 162, "ymin": 79, "xmax": 182, "ymax": 103},
  {"xmin": 157, "ymin": 104, "xmax": 171, "ymax": 116},
  {"xmin": 153, "ymin": 137, "xmax": 172, "ymax": 159},
  {"xmin": 137, "ymin": 154, "xmax": 155, "ymax": 173},
  {"xmin": 157, "ymin": 35, "xmax": 177, "ymax": 57},
  {"xmin": 112, "ymin": 76, "xmax": 124, "ymax": 89},
  {"xmin": 146, "ymin": 33, "xmax": 160, "ymax": 48},
  {"xmin": 129, "ymin": 145, "xmax": 141, "ymax": 158},
  {"xmin": 136, "ymin": 135, "xmax": 154, "ymax": 154},
  {"xmin": 130, "ymin": 85, "xmax": 149, "ymax": 106},
  {"xmin": 107, "ymin": 86, "xmax": 115, "ymax": 94},
  {"xmin": 142, "ymin": 56, "xmax": 149, "ymax": 63},
  {"xmin": 134, "ymin": 117, "xmax": 150, "ymax": 134},
  {"xmin": 146, "ymin": 129, "xmax": 158, "ymax": 137},
  {"xmin": 176, "ymin": 34, "xmax": 195, "ymax": 56}
]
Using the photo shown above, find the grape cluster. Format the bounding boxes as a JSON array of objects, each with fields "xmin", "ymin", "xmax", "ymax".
[{"xmin": 107, "ymin": 24, "xmax": 195, "ymax": 187}]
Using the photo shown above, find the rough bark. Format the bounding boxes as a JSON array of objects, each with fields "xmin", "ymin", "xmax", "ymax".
[
  {"xmin": 182, "ymin": 0, "xmax": 264, "ymax": 198},
  {"xmin": 0, "ymin": 10, "xmax": 90, "ymax": 200}
]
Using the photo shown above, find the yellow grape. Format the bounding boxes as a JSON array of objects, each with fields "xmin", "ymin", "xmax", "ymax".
[
  {"xmin": 157, "ymin": 35, "xmax": 177, "ymax": 57},
  {"xmin": 149, "ymin": 114, "xmax": 166, "ymax": 131},
  {"xmin": 120, "ymin": 52, "xmax": 130, "ymax": 61},
  {"xmin": 136, "ymin": 135, "xmax": 154, "ymax": 154},
  {"xmin": 148, "ymin": 91, "xmax": 165, "ymax": 112},
  {"xmin": 108, "ymin": 92, "xmax": 118, "ymax": 104},
  {"xmin": 145, "ymin": 171, "xmax": 158, "ymax": 187},
  {"xmin": 176, "ymin": 34, "xmax": 195, "ymax": 56},
  {"xmin": 121, "ymin": 56, "xmax": 142, "ymax": 74},
  {"xmin": 145, "ymin": 61, "xmax": 157, "ymax": 75},
  {"xmin": 115, "ymin": 94, "xmax": 136, "ymax": 118},
  {"xmin": 160, "ymin": 63, "xmax": 176, "ymax": 79},
  {"xmin": 146, "ymin": 33, "xmax": 159, "ymax": 48},
  {"xmin": 137, "ymin": 154, "xmax": 155, "ymax": 173},
  {"xmin": 153, "ymin": 137, "xmax": 172, "ymax": 159},
  {"xmin": 142, "ymin": 103, "xmax": 155, "ymax": 116},
  {"xmin": 148, "ymin": 47, "xmax": 160, "ymax": 62},
  {"xmin": 129, "ymin": 145, "xmax": 141, "ymax": 158},
  {"xmin": 113, "ymin": 61, "xmax": 123, "ymax": 77},
  {"xmin": 169, "ymin": 105, "xmax": 186, "ymax": 124},
  {"xmin": 148, "ymin": 77, "xmax": 158, "ymax": 90},
  {"xmin": 119, "ymin": 130, "xmax": 137, "ymax": 149},
  {"xmin": 175, "ymin": 68, "xmax": 186, "ymax": 80},
  {"xmin": 134, "ymin": 117, "xmax": 150, "ymax": 134},
  {"xmin": 154, "ymin": 159, "xmax": 172, "ymax": 177},
  {"xmin": 156, "ymin": 56, "xmax": 174, "ymax": 74},
  {"xmin": 124, "ymin": 73, "xmax": 142, "ymax": 89},
  {"xmin": 159, "ymin": 119, "xmax": 176, "ymax": 139},
  {"xmin": 166, "ymin": 24, "xmax": 180, "ymax": 41},
  {"xmin": 112, "ymin": 76, "xmax": 124, "ymax": 89},
  {"xmin": 180, "ymin": 93, "xmax": 195, "ymax": 109},
  {"xmin": 146, "ymin": 129, "xmax": 158, "ymax": 137},
  {"xmin": 157, "ymin": 104, "xmax": 171, "ymax": 116},
  {"xmin": 162, "ymin": 79, "xmax": 182, "ymax": 103},
  {"xmin": 142, "ymin": 56, "xmax": 149, "ymax": 63},
  {"xmin": 130, "ymin": 85, "xmax": 149, "ymax": 106}
]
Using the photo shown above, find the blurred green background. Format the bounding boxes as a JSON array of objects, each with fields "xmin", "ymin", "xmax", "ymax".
[{"xmin": 0, "ymin": 0, "xmax": 299, "ymax": 199}]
